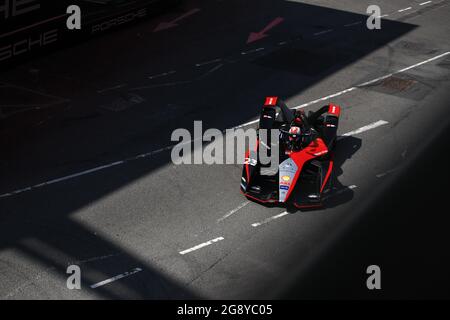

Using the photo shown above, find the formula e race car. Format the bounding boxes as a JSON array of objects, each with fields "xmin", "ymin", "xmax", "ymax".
[{"xmin": 240, "ymin": 97, "xmax": 341, "ymax": 209}]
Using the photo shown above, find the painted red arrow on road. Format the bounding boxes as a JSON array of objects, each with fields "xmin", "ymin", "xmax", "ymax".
[
  {"xmin": 154, "ymin": 8, "xmax": 201, "ymax": 32},
  {"xmin": 247, "ymin": 17, "xmax": 285, "ymax": 44}
]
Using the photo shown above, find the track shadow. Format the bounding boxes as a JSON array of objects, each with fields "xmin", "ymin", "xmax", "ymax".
[
  {"xmin": 324, "ymin": 136, "xmax": 362, "ymax": 209},
  {"xmin": 0, "ymin": 0, "xmax": 416, "ymax": 298}
]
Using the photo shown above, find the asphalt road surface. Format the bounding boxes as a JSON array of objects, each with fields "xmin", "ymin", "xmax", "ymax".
[{"xmin": 1, "ymin": 0, "xmax": 450, "ymax": 299}]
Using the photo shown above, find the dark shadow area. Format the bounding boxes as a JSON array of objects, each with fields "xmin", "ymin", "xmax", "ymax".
[
  {"xmin": 280, "ymin": 122, "xmax": 450, "ymax": 299},
  {"xmin": 0, "ymin": 0, "xmax": 418, "ymax": 298},
  {"xmin": 0, "ymin": 0, "xmax": 183, "ymax": 70},
  {"xmin": 323, "ymin": 136, "xmax": 362, "ymax": 209}
]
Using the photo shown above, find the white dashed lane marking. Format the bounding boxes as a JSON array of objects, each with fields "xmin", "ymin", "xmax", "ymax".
[
  {"xmin": 179, "ymin": 237, "xmax": 225, "ymax": 255},
  {"xmin": 196, "ymin": 59, "xmax": 222, "ymax": 67},
  {"xmin": 398, "ymin": 7, "xmax": 412, "ymax": 12},
  {"xmin": 218, "ymin": 201, "xmax": 250, "ymax": 222},
  {"xmin": 344, "ymin": 21, "xmax": 362, "ymax": 27},
  {"xmin": 97, "ymin": 84, "xmax": 127, "ymax": 94},
  {"xmin": 339, "ymin": 120, "xmax": 389, "ymax": 139},
  {"xmin": 90, "ymin": 267, "xmax": 142, "ymax": 289},
  {"xmin": 376, "ymin": 168, "xmax": 398, "ymax": 178},
  {"xmin": 251, "ymin": 212, "xmax": 289, "ymax": 227},
  {"xmin": 148, "ymin": 70, "xmax": 176, "ymax": 80},
  {"xmin": 313, "ymin": 29, "xmax": 333, "ymax": 36}
]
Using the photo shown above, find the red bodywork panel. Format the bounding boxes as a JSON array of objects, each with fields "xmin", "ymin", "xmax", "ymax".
[
  {"xmin": 264, "ymin": 97, "xmax": 278, "ymax": 106},
  {"xmin": 284, "ymin": 138, "xmax": 328, "ymax": 201},
  {"xmin": 320, "ymin": 158, "xmax": 333, "ymax": 193},
  {"xmin": 328, "ymin": 103, "xmax": 341, "ymax": 117}
]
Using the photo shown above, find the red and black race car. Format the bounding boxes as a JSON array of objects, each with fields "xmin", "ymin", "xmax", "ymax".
[{"xmin": 240, "ymin": 97, "xmax": 341, "ymax": 209}]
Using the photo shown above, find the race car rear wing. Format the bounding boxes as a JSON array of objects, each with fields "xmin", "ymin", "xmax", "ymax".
[{"xmin": 260, "ymin": 97, "xmax": 294, "ymax": 129}]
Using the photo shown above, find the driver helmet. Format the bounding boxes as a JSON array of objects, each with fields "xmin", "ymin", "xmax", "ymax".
[{"xmin": 288, "ymin": 126, "xmax": 302, "ymax": 143}]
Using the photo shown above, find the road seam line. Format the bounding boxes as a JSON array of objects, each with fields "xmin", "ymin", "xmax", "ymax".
[
  {"xmin": 376, "ymin": 168, "xmax": 397, "ymax": 178},
  {"xmin": 148, "ymin": 70, "xmax": 176, "ymax": 80},
  {"xmin": 241, "ymin": 48, "xmax": 265, "ymax": 55}
]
